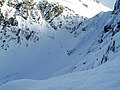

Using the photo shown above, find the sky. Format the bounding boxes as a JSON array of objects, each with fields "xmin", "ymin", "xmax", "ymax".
[{"xmin": 100, "ymin": 0, "xmax": 116, "ymax": 9}]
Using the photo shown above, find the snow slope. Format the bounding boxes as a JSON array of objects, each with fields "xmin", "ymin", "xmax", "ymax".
[
  {"xmin": 0, "ymin": 52, "xmax": 120, "ymax": 90},
  {"xmin": 0, "ymin": 0, "xmax": 111, "ymax": 83},
  {"xmin": 0, "ymin": 0, "xmax": 119, "ymax": 89},
  {"xmin": 69, "ymin": 0, "xmax": 120, "ymax": 73}
]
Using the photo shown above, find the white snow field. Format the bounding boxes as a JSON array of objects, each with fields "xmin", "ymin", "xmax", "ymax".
[
  {"xmin": 0, "ymin": 0, "xmax": 120, "ymax": 90},
  {"xmin": 0, "ymin": 54, "xmax": 120, "ymax": 90}
]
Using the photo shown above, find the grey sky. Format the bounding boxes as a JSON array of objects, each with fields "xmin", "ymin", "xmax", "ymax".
[{"xmin": 100, "ymin": 0, "xmax": 116, "ymax": 9}]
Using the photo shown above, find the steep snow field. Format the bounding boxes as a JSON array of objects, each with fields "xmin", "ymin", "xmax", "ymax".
[
  {"xmin": 0, "ymin": 0, "xmax": 120, "ymax": 90},
  {"xmin": 0, "ymin": 0, "xmax": 110, "ymax": 83},
  {"xmin": 0, "ymin": 54, "xmax": 120, "ymax": 90}
]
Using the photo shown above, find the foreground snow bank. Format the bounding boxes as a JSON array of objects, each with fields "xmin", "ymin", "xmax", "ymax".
[{"xmin": 0, "ymin": 55, "xmax": 120, "ymax": 90}]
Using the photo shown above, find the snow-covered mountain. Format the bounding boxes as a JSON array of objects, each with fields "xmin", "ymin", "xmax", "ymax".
[
  {"xmin": 0, "ymin": 0, "xmax": 120, "ymax": 90},
  {"xmin": 0, "ymin": 0, "xmax": 109, "ymax": 50}
]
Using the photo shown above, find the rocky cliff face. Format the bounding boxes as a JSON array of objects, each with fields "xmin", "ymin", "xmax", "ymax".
[
  {"xmin": 0, "ymin": 0, "xmax": 87, "ymax": 50},
  {"xmin": 113, "ymin": 0, "xmax": 120, "ymax": 12}
]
